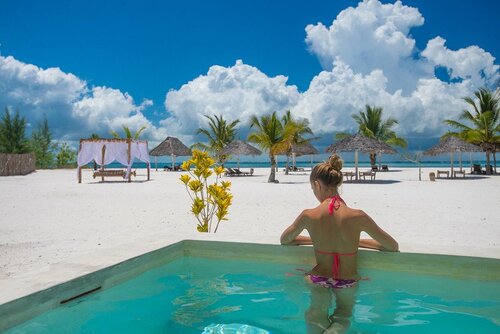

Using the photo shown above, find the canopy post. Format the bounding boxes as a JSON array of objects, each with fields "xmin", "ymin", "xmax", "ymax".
[
  {"xmin": 355, "ymin": 149, "xmax": 359, "ymax": 181},
  {"xmin": 171, "ymin": 154, "xmax": 175, "ymax": 170},
  {"xmin": 77, "ymin": 140, "xmax": 83, "ymax": 184},
  {"xmin": 101, "ymin": 145, "xmax": 106, "ymax": 182},
  {"xmin": 155, "ymin": 156, "xmax": 158, "ymax": 171},
  {"xmin": 147, "ymin": 162, "xmax": 150, "ymax": 181},
  {"xmin": 127, "ymin": 139, "xmax": 132, "ymax": 183}
]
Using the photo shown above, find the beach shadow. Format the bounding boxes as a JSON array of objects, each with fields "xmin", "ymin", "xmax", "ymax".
[
  {"xmin": 278, "ymin": 181, "xmax": 311, "ymax": 185},
  {"xmin": 87, "ymin": 179, "xmax": 150, "ymax": 184},
  {"xmin": 435, "ymin": 176, "xmax": 490, "ymax": 181},
  {"xmin": 344, "ymin": 180, "xmax": 401, "ymax": 185}
]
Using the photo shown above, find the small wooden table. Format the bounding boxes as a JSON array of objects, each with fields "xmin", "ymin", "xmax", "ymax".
[
  {"xmin": 453, "ymin": 170, "xmax": 466, "ymax": 178},
  {"xmin": 359, "ymin": 171, "xmax": 376, "ymax": 180}
]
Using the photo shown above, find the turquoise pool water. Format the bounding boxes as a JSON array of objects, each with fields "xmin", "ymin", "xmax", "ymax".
[{"xmin": 7, "ymin": 256, "xmax": 500, "ymax": 333}]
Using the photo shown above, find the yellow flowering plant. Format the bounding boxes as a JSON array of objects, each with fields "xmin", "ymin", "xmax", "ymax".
[{"xmin": 180, "ymin": 150, "xmax": 233, "ymax": 233}]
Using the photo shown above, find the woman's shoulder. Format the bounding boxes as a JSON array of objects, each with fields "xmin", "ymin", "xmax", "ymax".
[
  {"xmin": 342, "ymin": 207, "xmax": 369, "ymax": 223},
  {"xmin": 298, "ymin": 206, "xmax": 323, "ymax": 222}
]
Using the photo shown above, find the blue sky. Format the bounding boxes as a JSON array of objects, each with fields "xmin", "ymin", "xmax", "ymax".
[{"xmin": 0, "ymin": 0, "xmax": 498, "ymax": 151}]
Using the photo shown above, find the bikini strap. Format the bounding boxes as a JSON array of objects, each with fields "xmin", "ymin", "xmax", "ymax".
[
  {"xmin": 328, "ymin": 195, "xmax": 345, "ymax": 215},
  {"xmin": 314, "ymin": 250, "xmax": 357, "ymax": 279}
]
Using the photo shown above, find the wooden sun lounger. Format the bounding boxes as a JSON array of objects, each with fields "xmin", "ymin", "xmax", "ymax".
[
  {"xmin": 437, "ymin": 170, "xmax": 449, "ymax": 178},
  {"xmin": 225, "ymin": 168, "xmax": 238, "ymax": 176},
  {"xmin": 342, "ymin": 171, "xmax": 356, "ymax": 181},
  {"xmin": 93, "ymin": 169, "xmax": 136, "ymax": 180},
  {"xmin": 225, "ymin": 168, "xmax": 254, "ymax": 176}
]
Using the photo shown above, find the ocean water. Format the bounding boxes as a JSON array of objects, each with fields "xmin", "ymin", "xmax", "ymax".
[
  {"xmin": 101, "ymin": 160, "xmax": 489, "ymax": 170},
  {"xmin": 8, "ymin": 257, "xmax": 500, "ymax": 334}
]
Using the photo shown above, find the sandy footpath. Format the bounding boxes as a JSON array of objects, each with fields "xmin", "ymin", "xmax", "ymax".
[{"xmin": 0, "ymin": 167, "xmax": 499, "ymax": 303}]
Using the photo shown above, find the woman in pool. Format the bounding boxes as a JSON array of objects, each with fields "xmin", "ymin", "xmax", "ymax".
[{"xmin": 280, "ymin": 154, "xmax": 398, "ymax": 333}]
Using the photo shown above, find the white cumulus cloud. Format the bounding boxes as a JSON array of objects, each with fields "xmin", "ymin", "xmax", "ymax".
[
  {"xmin": 293, "ymin": 60, "xmax": 475, "ymax": 137},
  {"xmin": 296, "ymin": 0, "xmax": 498, "ymax": 140},
  {"xmin": 0, "ymin": 54, "xmax": 167, "ymax": 143},
  {"xmin": 422, "ymin": 36, "xmax": 499, "ymax": 86},
  {"xmin": 163, "ymin": 60, "xmax": 300, "ymax": 140},
  {"xmin": 305, "ymin": 0, "xmax": 428, "ymax": 93}
]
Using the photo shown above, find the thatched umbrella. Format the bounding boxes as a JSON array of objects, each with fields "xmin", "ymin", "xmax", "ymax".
[
  {"xmin": 219, "ymin": 140, "xmax": 262, "ymax": 169},
  {"xmin": 326, "ymin": 133, "xmax": 396, "ymax": 180},
  {"xmin": 423, "ymin": 136, "xmax": 482, "ymax": 176},
  {"xmin": 291, "ymin": 143, "xmax": 319, "ymax": 168},
  {"xmin": 149, "ymin": 136, "xmax": 192, "ymax": 170}
]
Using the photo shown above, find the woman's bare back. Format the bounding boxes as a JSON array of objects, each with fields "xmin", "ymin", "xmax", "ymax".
[{"xmin": 303, "ymin": 197, "xmax": 366, "ymax": 279}]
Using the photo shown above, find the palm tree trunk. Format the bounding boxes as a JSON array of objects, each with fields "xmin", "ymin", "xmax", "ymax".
[
  {"xmin": 493, "ymin": 151, "xmax": 497, "ymax": 174},
  {"xmin": 486, "ymin": 151, "xmax": 492, "ymax": 174},
  {"xmin": 269, "ymin": 154, "xmax": 277, "ymax": 183},
  {"xmin": 484, "ymin": 150, "xmax": 491, "ymax": 174},
  {"xmin": 285, "ymin": 154, "xmax": 290, "ymax": 175}
]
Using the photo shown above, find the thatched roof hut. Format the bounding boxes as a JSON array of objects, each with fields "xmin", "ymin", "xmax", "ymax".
[
  {"xmin": 325, "ymin": 133, "xmax": 396, "ymax": 154},
  {"xmin": 325, "ymin": 134, "xmax": 396, "ymax": 180},
  {"xmin": 150, "ymin": 137, "xmax": 192, "ymax": 157},
  {"xmin": 423, "ymin": 136, "xmax": 482, "ymax": 176},
  {"xmin": 292, "ymin": 142, "xmax": 319, "ymax": 157},
  {"xmin": 219, "ymin": 140, "xmax": 262, "ymax": 169},
  {"xmin": 149, "ymin": 137, "xmax": 192, "ymax": 170},
  {"xmin": 423, "ymin": 136, "xmax": 482, "ymax": 156},
  {"xmin": 220, "ymin": 140, "xmax": 262, "ymax": 157}
]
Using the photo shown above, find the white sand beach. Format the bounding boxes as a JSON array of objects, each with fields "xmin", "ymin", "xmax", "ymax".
[{"xmin": 0, "ymin": 167, "xmax": 499, "ymax": 304}]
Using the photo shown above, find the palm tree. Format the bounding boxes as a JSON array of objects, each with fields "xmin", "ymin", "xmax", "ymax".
[
  {"xmin": 337, "ymin": 105, "xmax": 407, "ymax": 165},
  {"xmin": 192, "ymin": 115, "xmax": 240, "ymax": 164},
  {"xmin": 248, "ymin": 112, "xmax": 286, "ymax": 183},
  {"xmin": 110, "ymin": 126, "xmax": 146, "ymax": 140},
  {"xmin": 444, "ymin": 88, "xmax": 500, "ymax": 174},
  {"xmin": 281, "ymin": 111, "xmax": 315, "ymax": 175}
]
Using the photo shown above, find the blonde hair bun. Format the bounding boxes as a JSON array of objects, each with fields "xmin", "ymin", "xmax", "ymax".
[{"xmin": 327, "ymin": 154, "xmax": 343, "ymax": 173}]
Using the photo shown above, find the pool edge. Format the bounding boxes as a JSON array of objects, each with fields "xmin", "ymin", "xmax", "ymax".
[{"xmin": 1, "ymin": 240, "xmax": 499, "ymax": 332}]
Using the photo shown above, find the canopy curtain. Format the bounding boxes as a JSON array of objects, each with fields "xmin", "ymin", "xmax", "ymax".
[{"xmin": 77, "ymin": 140, "xmax": 150, "ymax": 179}]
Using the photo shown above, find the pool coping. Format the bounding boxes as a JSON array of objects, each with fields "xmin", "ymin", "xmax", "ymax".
[{"xmin": 1, "ymin": 239, "xmax": 499, "ymax": 332}]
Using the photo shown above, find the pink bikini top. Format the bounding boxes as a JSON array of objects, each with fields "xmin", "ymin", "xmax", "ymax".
[{"xmin": 315, "ymin": 195, "xmax": 357, "ymax": 279}]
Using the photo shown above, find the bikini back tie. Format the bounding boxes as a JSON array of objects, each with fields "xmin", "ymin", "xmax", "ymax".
[{"xmin": 316, "ymin": 195, "xmax": 357, "ymax": 279}]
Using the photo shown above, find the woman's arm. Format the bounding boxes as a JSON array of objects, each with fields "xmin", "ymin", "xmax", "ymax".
[
  {"xmin": 359, "ymin": 212, "xmax": 399, "ymax": 252},
  {"xmin": 288, "ymin": 235, "xmax": 313, "ymax": 245},
  {"xmin": 280, "ymin": 210, "xmax": 310, "ymax": 245}
]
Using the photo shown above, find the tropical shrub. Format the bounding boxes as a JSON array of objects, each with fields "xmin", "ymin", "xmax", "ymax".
[
  {"xmin": 0, "ymin": 107, "xmax": 30, "ymax": 154},
  {"xmin": 56, "ymin": 142, "xmax": 76, "ymax": 167},
  {"xmin": 180, "ymin": 150, "xmax": 232, "ymax": 233},
  {"xmin": 30, "ymin": 116, "xmax": 57, "ymax": 168}
]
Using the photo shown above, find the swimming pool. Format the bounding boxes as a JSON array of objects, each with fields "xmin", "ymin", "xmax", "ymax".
[{"xmin": 1, "ymin": 241, "xmax": 499, "ymax": 333}]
